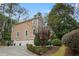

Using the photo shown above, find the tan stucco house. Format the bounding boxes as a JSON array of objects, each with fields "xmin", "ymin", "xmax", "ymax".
[{"xmin": 11, "ymin": 16, "xmax": 44, "ymax": 46}]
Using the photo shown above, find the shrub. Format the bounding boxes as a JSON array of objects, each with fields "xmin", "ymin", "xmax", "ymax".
[
  {"xmin": 27, "ymin": 44, "xmax": 48, "ymax": 55},
  {"xmin": 62, "ymin": 29, "xmax": 79, "ymax": 52},
  {"xmin": 27, "ymin": 44, "xmax": 35, "ymax": 52},
  {"xmin": 51, "ymin": 39, "xmax": 62, "ymax": 46},
  {"xmin": 51, "ymin": 34, "xmax": 58, "ymax": 39},
  {"xmin": 46, "ymin": 39, "xmax": 52, "ymax": 45},
  {"xmin": 34, "ymin": 34, "xmax": 41, "ymax": 46}
]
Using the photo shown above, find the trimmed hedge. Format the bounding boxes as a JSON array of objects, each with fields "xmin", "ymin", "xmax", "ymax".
[
  {"xmin": 62, "ymin": 29, "xmax": 79, "ymax": 52},
  {"xmin": 51, "ymin": 39, "xmax": 62, "ymax": 46}
]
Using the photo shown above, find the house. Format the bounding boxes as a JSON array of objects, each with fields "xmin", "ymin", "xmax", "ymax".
[{"xmin": 11, "ymin": 16, "xmax": 44, "ymax": 46}]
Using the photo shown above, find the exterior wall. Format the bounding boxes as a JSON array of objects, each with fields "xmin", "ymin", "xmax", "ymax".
[
  {"xmin": 32, "ymin": 18, "xmax": 38, "ymax": 33},
  {"xmin": 32, "ymin": 16, "xmax": 44, "ymax": 33},
  {"xmin": 11, "ymin": 20, "xmax": 35, "ymax": 41}
]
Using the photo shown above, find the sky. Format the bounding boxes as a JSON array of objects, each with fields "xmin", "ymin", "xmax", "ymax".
[{"xmin": 20, "ymin": 3, "xmax": 55, "ymax": 19}]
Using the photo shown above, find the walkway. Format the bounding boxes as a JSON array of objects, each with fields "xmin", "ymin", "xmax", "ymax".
[{"xmin": 50, "ymin": 45, "xmax": 66, "ymax": 56}]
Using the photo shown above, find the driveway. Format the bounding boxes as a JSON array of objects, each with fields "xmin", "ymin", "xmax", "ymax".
[{"xmin": 0, "ymin": 46, "xmax": 37, "ymax": 56}]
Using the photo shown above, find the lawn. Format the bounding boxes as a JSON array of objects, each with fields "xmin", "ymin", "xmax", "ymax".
[{"xmin": 50, "ymin": 45, "xmax": 66, "ymax": 56}]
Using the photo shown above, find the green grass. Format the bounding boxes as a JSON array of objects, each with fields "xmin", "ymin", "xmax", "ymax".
[{"xmin": 50, "ymin": 45, "xmax": 66, "ymax": 56}]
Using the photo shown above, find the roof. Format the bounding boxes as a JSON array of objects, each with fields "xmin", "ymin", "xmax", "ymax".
[{"xmin": 13, "ymin": 16, "xmax": 41, "ymax": 27}]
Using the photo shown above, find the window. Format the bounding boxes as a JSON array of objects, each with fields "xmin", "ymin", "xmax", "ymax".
[
  {"xmin": 17, "ymin": 32, "xmax": 19, "ymax": 37},
  {"xmin": 26, "ymin": 30, "xmax": 27, "ymax": 36},
  {"xmin": 33, "ymin": 29, "xmax": 35, "ymax": 35},
  {"xmin": 14, "ymin": 43, "xmax": 16, "ymax": 46},
  {"xmin": 19, "ymin": 43, "xmax": 21, "ymax": 46}
]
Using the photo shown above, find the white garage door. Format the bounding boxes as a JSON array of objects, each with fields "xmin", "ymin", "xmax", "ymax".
[{"xmin": 13, "ymin": 40, "xmax": 34, "ymax": 46}]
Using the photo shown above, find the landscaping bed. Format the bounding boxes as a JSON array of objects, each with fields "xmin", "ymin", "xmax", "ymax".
[
  {"xmin": 27, "ymin": 44, "xmax": 74, "ymax": 56},
  {"xmin": 27, "ymin": 44, "xmax": 51, "ymax": 55},
  {"xmin": 43, "ymin": 45, "xmax": 76, "ymax": 56},
  {"xmin": 43, "ymin": 46, "xmax": 60, "ymax": 56}
]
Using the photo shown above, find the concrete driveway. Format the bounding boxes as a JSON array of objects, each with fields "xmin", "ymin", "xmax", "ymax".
[{"xmin": 0, "ymin": 46, "xmax": 37, "ymax": 56}]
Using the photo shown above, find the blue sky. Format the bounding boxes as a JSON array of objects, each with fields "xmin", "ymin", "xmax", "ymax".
[{"xmin": 20, "ymin": 3, "xmax": 55, "ymax": 18}]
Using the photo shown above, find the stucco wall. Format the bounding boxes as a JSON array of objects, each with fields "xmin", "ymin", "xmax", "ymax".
[{"xmin": 11, "ymin": 20, "xmax": 35, "ymax": 41}]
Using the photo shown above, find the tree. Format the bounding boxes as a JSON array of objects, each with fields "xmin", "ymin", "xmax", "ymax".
[
  {"xmin": 4, "ymin": 3, "xmax": 19, "ymax": 25},
  {"xmin": 2, "ymin": 3, "xmax": 19, "ymax": 34},
  {"xmin": 39, "ymin": 27, "xmax": 50, "ymax": 46},
  {"xmin": 48, "ymin": 3, "xmax": 79, "ymax": 39},
  {"xmin": 3, "ymin": 3, "xmax": 28, "ymax": 27},
  {"xmin": 34, "ymin": 12, "xmax": 42, "ymax": 18},
  {"xmin": 0, "ymin": 13, "xmax": 6, "ymax": 40},
  {"xmin": 0, "ymin": 3, "xmax": 28, "ymax": 45},
  {"xmin": 3, "ymin": 3, "xmax": 29, "ymax": 22},
  {"xmin": 69, "ymin": 4, "xmax": 79, "ymax": 21},
  {"xmin": 4, "ymin": 3, "xmax": 18, "ymax": 17},
  {"xmin": 0, "ymin": 12, "xmax": 17, "ymax": 45},
  {"xmin": 43, "ymin": 13, "xmax": 48, "ymax": 26},
  {"xmin": 34, "ymin": 26, "xmax": 51, "ymax": 46},
  {"xmin": 16, "ymin": 6, "xmax": 28, "ymax": 22}
]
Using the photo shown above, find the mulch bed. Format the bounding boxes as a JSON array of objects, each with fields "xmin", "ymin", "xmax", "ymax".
[{"xmin": 42, "ymin": 46, "xmax": 60, "ymax": 56}]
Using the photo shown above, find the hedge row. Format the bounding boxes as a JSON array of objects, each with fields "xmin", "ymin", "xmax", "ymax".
[{"xmin": 62, "ymin": 29, "xmax": 79, "ymax": 52}]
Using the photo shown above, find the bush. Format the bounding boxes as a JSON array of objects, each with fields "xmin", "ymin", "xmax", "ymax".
[
  {"xmin": 46, "ymin": 39, "xmax": 52, "ymax": 45},
  {"xmin": 51, "ymin": 39, "xmax": 62, "ymax": 46},
  {"xmin": 27, "ymin": 44, "xmax": 35, "ymax": 52},
  {"xmin": 34, "ymin": 34, "xmax": 41, "ymax": 46},
  {"xmin": 51, "ymin": 34, "xmax": 58, "ymax": 39},
  {"xmin": 27, "ymin": 44, "xmax": 48, "ymax": 55},
  {"xmin": 62, "ymin": 29, "xmax": 79, "ymax": 52}
]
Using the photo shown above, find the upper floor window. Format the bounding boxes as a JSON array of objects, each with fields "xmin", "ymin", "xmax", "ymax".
[{"xmin": 33, "ymin": 29, "xmax": 36, "ymax": 35}]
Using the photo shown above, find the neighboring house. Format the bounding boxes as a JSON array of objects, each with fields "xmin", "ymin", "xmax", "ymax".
[{"xmin": 11, "ymin": 16, "xmax": 44, "ymax": 46}]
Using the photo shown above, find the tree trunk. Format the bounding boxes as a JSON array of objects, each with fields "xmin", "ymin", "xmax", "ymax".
[
  {"xmin": 0, "ymin": 21, "xmax": 6, "ymax": 45},
  {"xmin": 18, "ymin": 14, "xmax": 20, "ymax": 22}
]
